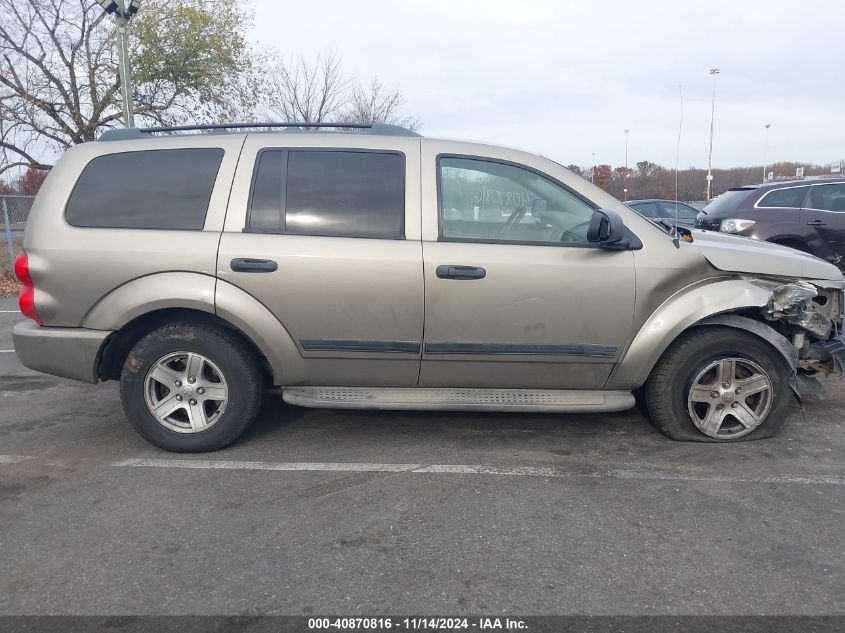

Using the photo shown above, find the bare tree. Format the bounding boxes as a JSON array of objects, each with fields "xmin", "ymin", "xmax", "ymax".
[
  {"xmin": 346, "ymin": 78, "xmax": 421, "ymax": 130},
  {"xmin": 264, "ymin": 51, "xmax": 350, "ymax": 123},
  {"xmin": 263, "ymin": 51, "xmax": 420, "ymax": 129},
  {"xmin": 0, "ymin": 0, "xmax": 258, "ymax": 174}
]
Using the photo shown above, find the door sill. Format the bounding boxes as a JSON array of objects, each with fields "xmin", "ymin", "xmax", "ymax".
[{"xmin": 281, "ymin": 387, "xmax": 635, "ymax": 413}]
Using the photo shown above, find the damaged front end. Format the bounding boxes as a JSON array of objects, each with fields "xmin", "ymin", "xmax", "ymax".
[{"xmin": 758, "ymin": 279, "xmax": 845, "ymax": 377}]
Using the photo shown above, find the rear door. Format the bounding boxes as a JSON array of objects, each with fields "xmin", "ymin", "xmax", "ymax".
[
  {"xmin": 218, "ymin": 134, "xmax": 424, "ymax": 386},
  {"xmin": 802, "ymin": 183, "xmax": 845, "ymax": 266}
]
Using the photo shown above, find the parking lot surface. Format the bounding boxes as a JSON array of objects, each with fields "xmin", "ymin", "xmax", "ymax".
[{"xmin": 0, "ymin": 295, "xmax": 843, "ymax": 615}]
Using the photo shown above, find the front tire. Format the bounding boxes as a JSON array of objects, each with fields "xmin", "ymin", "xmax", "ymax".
[
  {"xmin": 644, "ymin": 327, "xmax": 792, "ymax": 442},
  {"xmin": 120, "ymin": 320, "xmax": 263, "ymax": 452}
]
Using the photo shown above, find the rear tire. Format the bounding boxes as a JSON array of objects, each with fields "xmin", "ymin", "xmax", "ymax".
[
  {"xmin": 644, "ymin": 327, "xmax": 792, "ymax": 442},
  {"xmin": 120, "ymin": 320, "xmax": 263, "ymax": 452}
]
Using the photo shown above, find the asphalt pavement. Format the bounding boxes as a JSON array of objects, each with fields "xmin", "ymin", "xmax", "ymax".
[{"xmin": 0, "ymin": 295, "xmax": 843, "ymax": 615}]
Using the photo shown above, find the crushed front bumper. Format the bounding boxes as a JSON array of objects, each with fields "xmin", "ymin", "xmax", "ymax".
[{"xmin": 12, "ymin": 321, "xmax": 111, "ymax": 384}]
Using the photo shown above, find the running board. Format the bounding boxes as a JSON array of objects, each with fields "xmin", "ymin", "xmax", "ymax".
[{"xmin": 282, "ymin": 387, "xmax": 635, "ymax": 413}]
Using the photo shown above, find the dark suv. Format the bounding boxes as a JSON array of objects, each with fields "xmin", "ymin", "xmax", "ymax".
[{"xmin": 695, "ymin": 179, "xmax": 845, "ymax": 268}]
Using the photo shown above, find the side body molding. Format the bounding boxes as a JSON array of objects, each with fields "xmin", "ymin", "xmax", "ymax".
[
  {"xmin": 606, "ymin": 278, "xmax": 773, "ymax": 390},
  {"xmin": 214, "ymin": 279, "xmax": 307, "ymax": 385}
]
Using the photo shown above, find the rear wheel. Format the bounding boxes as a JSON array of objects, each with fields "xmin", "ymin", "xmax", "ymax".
[
  {"xmin": 644, "ymin": 327, "xmax": 792, "ymax": 442},
  {"xmin": 120, "ymin": 321, "xmax": 263, "ymax": 452}
]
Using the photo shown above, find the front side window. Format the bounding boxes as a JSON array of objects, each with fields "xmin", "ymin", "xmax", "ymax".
[
  {"xmin": 438, "ymin": 157, "xmax": 595, "ymax": 244},
  {"xmin": 808, "ymin": 184, "xmax": 845, "ymax": 212},
  {"xmin": 66, "ymin": 148, "xmax": 223, "ymax": 229},
  {"xmin": 248, "ymin": 149, "xmax": 405, "ymax": 238},
  {"xmin": 757, "ymin": 186, "xmax": 808, "ymax": 208}
]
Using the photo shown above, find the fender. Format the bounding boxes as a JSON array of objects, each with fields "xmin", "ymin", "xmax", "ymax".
[
  {"xmin": 214, "ymin": 278, "xmax": 307, "ymax": 385},
  {"xmin": 81, "ymin": 272, "xmax": 307, "ymax": 385},
  {"xmin": 606, "ymin": 278, "xmax": 773, "ymax": 389}
]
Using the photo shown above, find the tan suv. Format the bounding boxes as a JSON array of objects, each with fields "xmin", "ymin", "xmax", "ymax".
[{"xmin": 12, "ymin": 122, "xmax": 845, "ymax": 451}]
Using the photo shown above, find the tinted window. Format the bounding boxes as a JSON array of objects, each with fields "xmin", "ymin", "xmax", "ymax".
[
  {"xmin": 66, "ymin": 148, "xmax": 223, "ymax": 229},
  {"xmin": 703, "ymin": 189, "xmax": 754, "ymax": 214},
  {"xmin": 656, "ymin": 201, "xmax": 699, "ymax": 220},
  {"xmin": 630, "ymin": 202, "xmax": 662, "ymax": 218},
  {"xmin": 285, "ymin": 150, "xmax": 404, "ymax": 238},
  {"xmin": 757, "ymin": 186, "xmax": 808, "ymax": 208},
  {"xmin": 808, "ymin": 183, "xmax": 845, "ymax": 212},
  {"xmin": 248, "ymin": 151, "xmax": 286, "ymax": 230},
  {"xmin": 439, "ymin": 157, "xmax": 595, "ymax": 244}
]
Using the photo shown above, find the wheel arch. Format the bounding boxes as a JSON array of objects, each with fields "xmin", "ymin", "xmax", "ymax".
[
  {"xmin": 88, "ymin": 273, "xmax": 307, "ymax": 385},
  {"xmin": 606, "ymin": 278, "xmax": 792, "ymax": 390},
  {"xmin": 767, "ymin": 235, "xmax": 812, "ymax": 253}
]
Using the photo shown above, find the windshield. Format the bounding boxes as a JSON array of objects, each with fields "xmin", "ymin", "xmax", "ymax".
[{"xmin": 702, "ymin": 189, "xmax": 755, "ymax": 214}]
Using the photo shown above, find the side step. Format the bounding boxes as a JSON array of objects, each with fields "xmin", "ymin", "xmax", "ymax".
[{"xmin": 282, "ymin": 387, "xmax": 635, "ymax": 413}]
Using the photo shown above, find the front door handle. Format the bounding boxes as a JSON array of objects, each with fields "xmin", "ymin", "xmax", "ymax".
[
  {"xmin": 807, "ymin": 220, "xmax": 826, "ymax": 226},
  {"xmin": 230, "ymin": 258, "xmax": 278, "ymax": 273},
  {"xmin": 436, "ymin": 265, "xmax": 486, "ymax": 280}
]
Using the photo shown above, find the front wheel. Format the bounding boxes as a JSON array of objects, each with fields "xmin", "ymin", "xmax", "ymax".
[
  {"xmin": 120, "ymin": 320, "xmax": 263, "ymax": 452},
  {"xmin": 644, "ymin": 327, "xmax": 792, "ymax": 442}
]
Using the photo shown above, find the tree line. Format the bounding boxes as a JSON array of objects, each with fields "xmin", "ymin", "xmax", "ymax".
[{"xmin": 566, "ymin": 161, "xmax": 838, "ymax": 202}]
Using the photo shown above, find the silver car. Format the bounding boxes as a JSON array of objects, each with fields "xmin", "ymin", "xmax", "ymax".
[{"xmin": 12, "ymin": 123, "xmax": 845, "ymax": 451}]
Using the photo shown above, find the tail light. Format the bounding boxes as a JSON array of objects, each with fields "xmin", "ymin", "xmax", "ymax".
[{"xmin": 14, "ymin": 251, "xmax": 43, "ymax": 325}]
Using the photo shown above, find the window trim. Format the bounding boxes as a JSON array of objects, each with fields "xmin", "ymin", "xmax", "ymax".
[
  {"xmin": 244, "ymin": 147, "xmax": 407, "ymax": 240},
  {"xmin": 64, "ymin": 147, "xmax": 224, "ymax": 231},
  {"xmin": 754, "ymin": 184, "xmax": 810, "ymax": 210},
  {"xmin": 435, "ymin": 153, "xmax": 601, "ymax": 248}
]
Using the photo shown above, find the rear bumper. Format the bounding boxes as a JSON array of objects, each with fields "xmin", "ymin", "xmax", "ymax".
[{"xmin": 12, "ymin": 321, "xmax": 111, "ymax": 383}]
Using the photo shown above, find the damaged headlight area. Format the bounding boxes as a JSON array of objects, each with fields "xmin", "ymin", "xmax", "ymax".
[{"xmin": 754, "ymin": 278, "xmax": 845, "ymax": 376}]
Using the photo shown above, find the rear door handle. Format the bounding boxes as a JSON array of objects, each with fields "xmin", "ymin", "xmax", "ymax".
[
  {"xmin": 436, "ymin": 265, "xmax": 486, "ymax": 280},
  {"xmin": 807, "ymin": 220, "xmax": 826, "ymax": 226},
  {"xmin": 230, "ymin": 258, "xmax": 278, "ymax": 273}
]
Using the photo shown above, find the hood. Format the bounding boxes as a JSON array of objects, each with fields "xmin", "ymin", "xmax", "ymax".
[{"xmin": 687, "ymin": 230, "xmax": 844, "ymax": 281}]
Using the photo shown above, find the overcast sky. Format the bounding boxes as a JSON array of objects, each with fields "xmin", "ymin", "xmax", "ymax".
[{"xmin": 252, "ymin": 0, "xmax": 844, "ymax": 170}]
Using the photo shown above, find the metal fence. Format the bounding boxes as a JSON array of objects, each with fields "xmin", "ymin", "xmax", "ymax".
[{"xmin": 1, "ymin": 195, "xmax": 35, "ymax": 276}]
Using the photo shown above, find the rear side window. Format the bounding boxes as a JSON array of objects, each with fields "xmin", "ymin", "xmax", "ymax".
[
  {"xmin": 248, "ymin": 149, "xmax": 405, "ymax": 239},
  {"xmin": 66, "ymin": 148, "xmax": 223, "ymax": 229},
  {"xmin": 703, "ymin": 188, "xmax": 754, "ymax": 214},
  {"xmin": 757, "ymin": 186, "xmax": 808, "ymax": 208}
]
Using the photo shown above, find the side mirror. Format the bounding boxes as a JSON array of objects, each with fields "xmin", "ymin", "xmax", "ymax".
[{"xmin": 587, "ymin": 208, "xmax": 627, "ymax": 246}]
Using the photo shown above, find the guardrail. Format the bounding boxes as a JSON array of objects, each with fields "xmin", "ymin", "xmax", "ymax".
[{"xmin": 1, "ymin": 195, "xmax": 34, "ymax": 276}]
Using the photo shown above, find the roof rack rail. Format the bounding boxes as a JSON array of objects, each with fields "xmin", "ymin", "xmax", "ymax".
[{"xmin": 98, "ymin": 122, "xmax": 421, "ymax": 141}]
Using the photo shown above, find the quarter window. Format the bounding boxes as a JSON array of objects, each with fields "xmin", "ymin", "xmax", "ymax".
[
  {"xmin": 66, "ymin": 148, "xmax": 223, "ymax": 229},
  {"xmin": 438, "ymin": 157, "xmax": 595, "ymax": 244},
  {"xmin": 247, "ymin": 150, "xmax": 405, "ymax": 238},
  {"xmin": 808, "ymin": 184, "xmax": 845, "ymax": 212},
  {"xmin": 757, "ymin": 186, "xmax": 808, "ymax": 208}
]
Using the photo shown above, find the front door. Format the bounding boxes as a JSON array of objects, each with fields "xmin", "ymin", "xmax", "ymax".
[
  {"xmin": 803, "ymin": 183, "xmax": 845, "ymax": 267},
  {"xmin": 420, "ymin": 153, "xmax": 636, "ymax": 389}
]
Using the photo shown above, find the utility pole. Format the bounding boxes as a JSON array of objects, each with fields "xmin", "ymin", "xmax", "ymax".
[
  {"xmin": 623, "ymin": 129, "xmax": 630, "ymax": 201},
  {"xmin": 98, "ymin": 1, "xmax": 141, "ymax": 128},
  {"xmin": 705, "ymin": 68, "xmax": 720, "ymax": 200},
  {"xmin": 762, "ymin": 123, "xmax": 771, "ymax": 182},
  {"xmin": 591, "ymin": 152, "xmax": 596, "ymax": 183}
]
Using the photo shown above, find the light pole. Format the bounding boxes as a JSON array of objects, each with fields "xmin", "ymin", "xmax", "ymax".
[
  {"xmin": 98, "ymin": 0, "xmax": 141, "ymax": 128},
  {"xmin": 623, "ymin": 129, "xmax": 630, "ymax": 201},
  {"xmin": 591, "ymin": 152, "xmax": 596, "ymax": 183},
  {"xmin": 762, "ymin": 123, "xmax": 771, "ymax": 182},
  {"xmin": 705, "ymin": 68, "xmax": 720, "ymax": 200}
]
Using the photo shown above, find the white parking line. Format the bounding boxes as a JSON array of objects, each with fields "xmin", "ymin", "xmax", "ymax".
[
  {"xmin": 0, "ymin": 455, "xmax": 33, "ymax": 464},
  {"xmin": 0, "ymin": 310, "xmax": 20, "ymax": 313},
  {"xmin": 0, "ymin": 349, "xmax": 15, "ymax": 353},
  {"xmin": 114, "ymin": 458, "xmax": 845, "ymax": 486}
]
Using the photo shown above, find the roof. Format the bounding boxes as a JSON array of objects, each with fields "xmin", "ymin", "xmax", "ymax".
[
  {"xmin": 98, "ymin": 122, "xmax": 422, "ymax": 142},
  {"xmin": 728, "ymin": 177, "xmax": 845, "ymax": 191}
]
